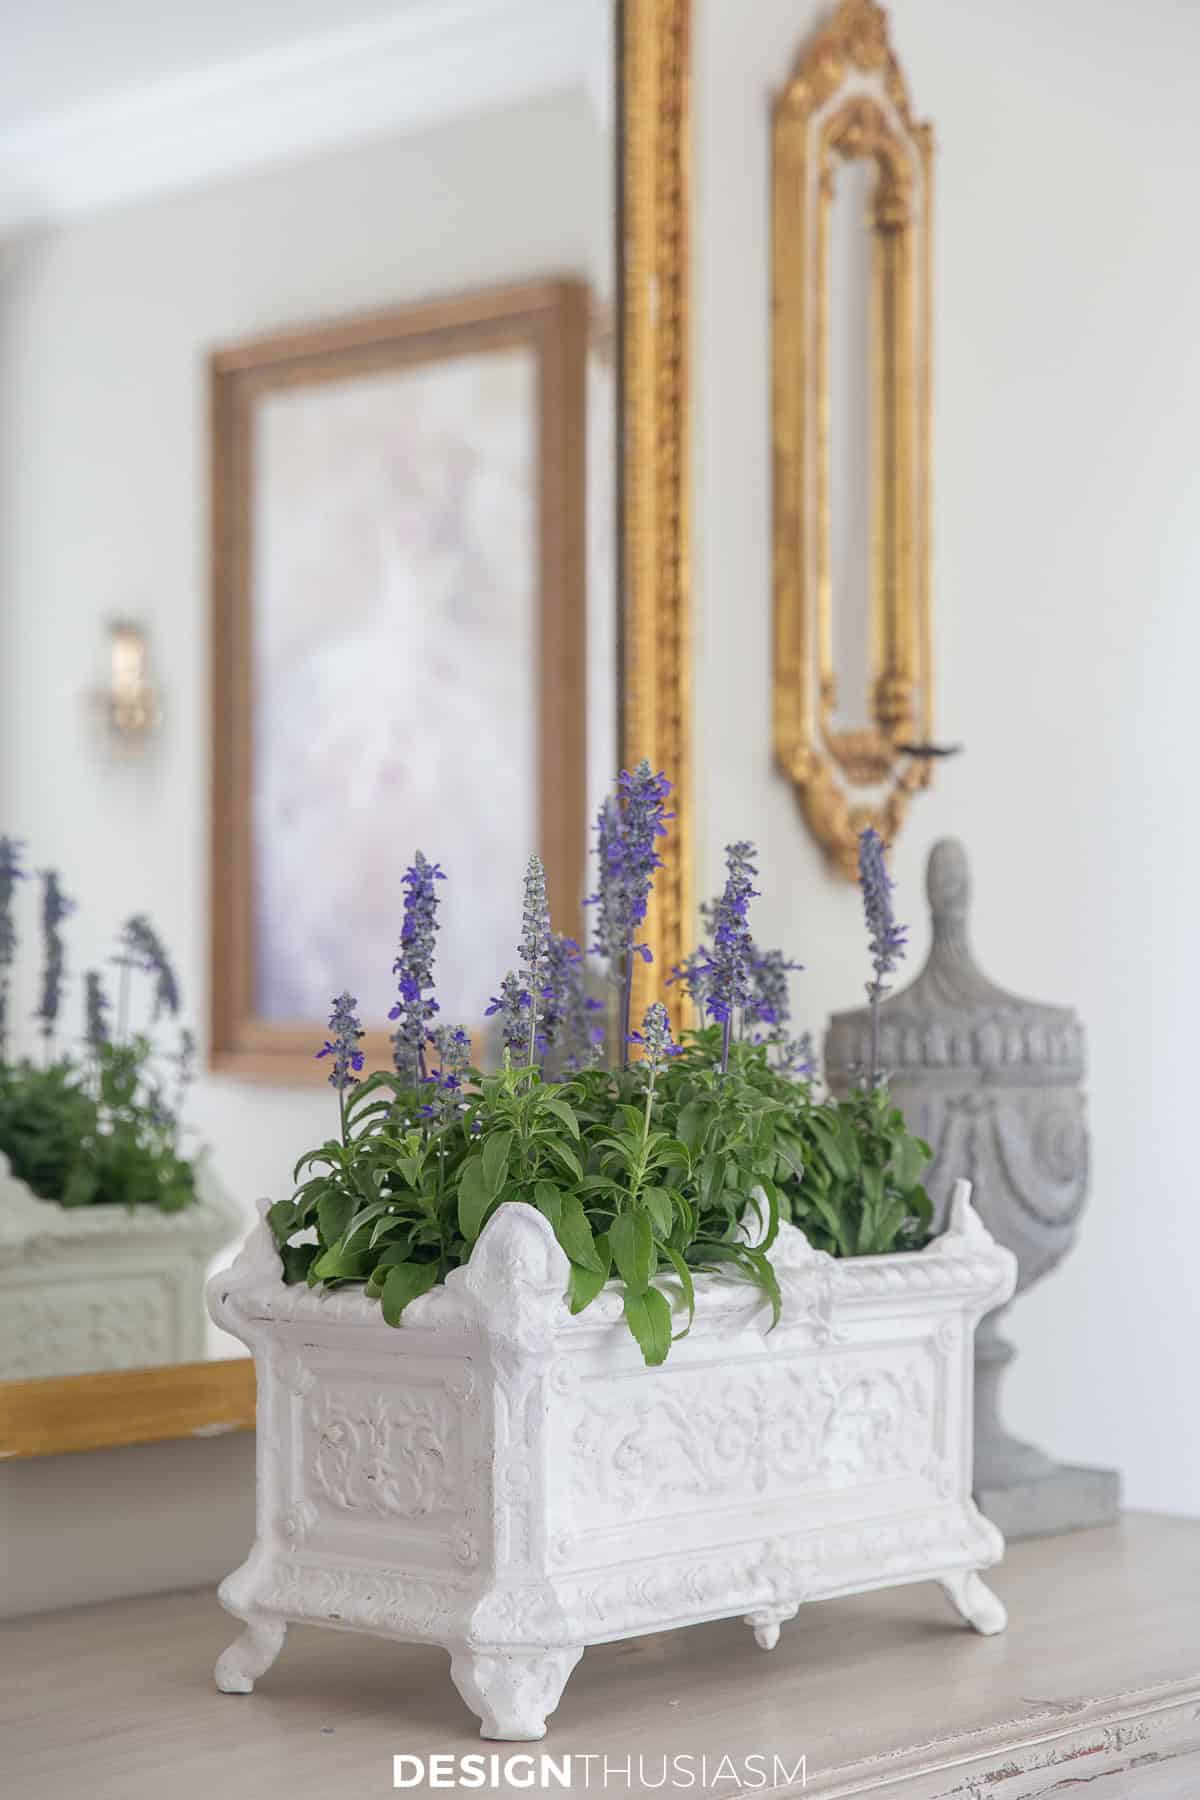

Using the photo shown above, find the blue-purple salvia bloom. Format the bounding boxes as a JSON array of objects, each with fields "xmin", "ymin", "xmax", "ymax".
[
  {"xmin": 750, "ymin": 945, "xmax": 804, "ymax": 1028},
  {"xmin": 629, "ymin": 1000, "xmax": 679, "ymax": 1123},
  {"xmin": 420, "ymin": 1024, "xmax": 471, "ymax": 1119},
  {"xmin": 317, "ymin": 991, "xmax": 365, "ymax": 1091},
  {"xmin": 517, "ymin": 854, "xmax": 552, "ymax": 1065},
  {"xmin": 84, "ymin": 970, "xmax": 110, "ymax": 1050},
  {"xmin": 627, "ymin": 999, "xmax": 680, "ymax": 1069},
  {"xmin": 776, "ymin": 1030, "xmax": 815, "ymax": 1081},
  {"xmin": 542, "ymin": 933, "xmax": 603, "ymax": 1070},
  {"xmin": 485, "ymin": 971, "xmax": 530, "ymax": 1061},
  {"xmin": 390, "ymin": 852, "xmax": 445, "ymax": 1084},
  {"xmin": 35, "ymin": 871, "xmax": 75, "ymax": 1044},
  {"xmin": 857, "ymin": 826, "xmax": 907, "ymax": 1088},
  {"xmin": 585, "ymin": 760, "xmax": 673, "ymax": 1063},
  {"xmin": 701, "ymin": 841, "xmax": 759, "ymax": 1072},
  {"xmin": 0, "ymin": 835, "xmax": 26, "ymax": 1060},
  {"xmin": 117, "ymin": 914, "xmax": 181, "ymax": 1023}
]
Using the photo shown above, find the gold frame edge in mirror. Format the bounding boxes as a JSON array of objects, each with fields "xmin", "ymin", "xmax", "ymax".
[
  {"xmin": 0, "ymin": 1358, "xmax": 256, "ymax": 1461},
  {"xmin": 773, "ymin": 0, "xmax": 933, "ymax": 879},
  {"xmin": 622, "ymin": 0, "xmax": 693, "ymax": 1029},
  {"xmin": 2, "ymin": 0, "xmax": 694, "ymax": 1459}
]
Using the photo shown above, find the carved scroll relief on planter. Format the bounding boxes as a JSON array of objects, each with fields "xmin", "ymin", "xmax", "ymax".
[{"xmin": 773, "ymin": 0, "xmax": 935, "ymax": 878}]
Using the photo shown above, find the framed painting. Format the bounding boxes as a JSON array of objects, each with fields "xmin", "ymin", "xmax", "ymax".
[{"xmin": 210, "ymin": 279, "xmax": 588, "ymax": 1080}]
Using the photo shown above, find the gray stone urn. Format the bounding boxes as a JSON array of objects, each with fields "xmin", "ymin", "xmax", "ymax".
[{"xmin": 823, "ymin": 838, "xmax": 1120, "ymax": 1539}]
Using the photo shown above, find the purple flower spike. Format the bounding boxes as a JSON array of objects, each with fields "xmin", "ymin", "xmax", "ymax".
[
  {"xmin": 317, "ymin": 991, "xmax": 365, "ymax": 1091},
  {"xmin": 518, "ymin": 853, "xmax": 551, "ymax": 1066},
  {"xmin": 857, "ymin": 826, "xmax": 907, "ymax": 1088},
  {"xmin": 585, "ymin": 760, "xmax": 674, "ymax": 1063},
  {"xmin": 35, "ymin": 871, "xmax": 76, "ymax": 1043},
  {"xmin": 486, "ymin": 971, "xmax": 530, "ymax": 1061},
  {"xmin": 117, "ymin": 914, "xmax": 181, "ymax": 1022},
  {"xmin": 701, "ymin": 841, "xmax": 759, "ymax": 1071},
  {"xmin": 750, "ymin": 945, "xmax": 804, "ymax": 1028},
  {"xmin": 542, "ymin": 932, "xmax": 604, "ymax": 1071},
  {"xmin": 627, "ymin": 1000, "xmax": 680, "ymax": 1069},
  {"xmin": 390, "ymin": 851, "xmax": 445, "ymax": 1084},
  {"xmin": 0, "ymin": 835, "xmax": 27, "ymax": 1060},
  {"xmin": 858, "ymin": 828, "xmax": 908, "ymax": 988},
  {"xmin": 84, "ymin": 970, "xmax": 110, "ymax": 1049}
]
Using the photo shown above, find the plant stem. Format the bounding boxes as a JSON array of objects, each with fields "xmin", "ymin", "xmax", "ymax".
[
  {"xmin": 720, "ymin": 1013, "xmax": 732, "ymax": 1074},
  {"xmin": 620, "ymin": 937, "xmax": 634, "ymax": 1069},
  {"xmin": 868, "ymin": 985, "xmax": 881, "ymax": 1090},
  {"xmin": 528, "ymin": 957, "xmax": 543, "ymax": 1065},
  {"xmin": 339, "ymin": 1085, "xmax": 347, "ymax": 1149}
]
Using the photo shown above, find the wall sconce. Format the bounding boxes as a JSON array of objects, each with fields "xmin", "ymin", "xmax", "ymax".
[{"xmin": 100, "ymin": 620, "xmax": 162, "ymax": 743}]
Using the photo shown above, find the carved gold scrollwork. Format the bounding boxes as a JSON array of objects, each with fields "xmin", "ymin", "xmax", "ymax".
[{"xmin": 773, "ymin": 0, "xmax": 934, "ymax": 878}]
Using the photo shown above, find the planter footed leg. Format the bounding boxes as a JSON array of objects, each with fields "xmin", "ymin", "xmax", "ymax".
[
  {"xmin": 744, "ymin": 1604, "xmax": 799, "ymax": 1651},
  {"xmin": 450, "ymin": 1647, "xmax": 584, "ymax": 1741},
  {"xmin": 215, "ymin": 1616, "xmax": 288, "ymax": 1693},
  {"xmin": 939, "ymin": 1570, "xmax": 1007, "ymax": 1637}
]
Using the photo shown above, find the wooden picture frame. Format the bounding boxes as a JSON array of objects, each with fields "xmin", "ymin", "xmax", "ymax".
[{"xmin": 209, "ymin": 278, "xmax": 589, "ymax": 1080}]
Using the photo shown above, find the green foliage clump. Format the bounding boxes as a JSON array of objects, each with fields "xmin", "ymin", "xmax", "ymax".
[
  {"xmin": 0, "ymin": 837, "xmax": 197, "ymax": 1212},
  {"xmin": 0, "ymin": 1041, "xmax": 195, "ymax": 1212},
  {"xmin": 270, "ymin": 1024, "xmax": 932, "ymax": 1368},
  {"xmin": 278, "ymin": 769, "xmax": 934, "ymax": 1366}
]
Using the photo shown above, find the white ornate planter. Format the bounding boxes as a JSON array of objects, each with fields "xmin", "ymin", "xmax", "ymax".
[
  {"xmin": 209, "ymin": 1180, "xmax": 1016, "ymax": 1740},
  {"xmin": 0, "ymin": 1151, "xmax": 237, "ymax": 1379}
]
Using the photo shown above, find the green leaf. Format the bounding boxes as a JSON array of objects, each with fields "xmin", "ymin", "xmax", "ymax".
[
  {"xmin": 311, "ymin": 1244, "xmax": 375, "ymax": 1282},
  {"xmin": 532, "ymin": 1180, "xmax": 563, "ymax": 1232},
  {"xmin": 317, "ymin": 1188, "xmax": 355, "ymax": 1248},
  {"xmin": 542, "ymin": 1098, "xmax": 580, "ymax": 1140},
  {"xmin": 891, "ymin": 1132, "xmax": 928, "ymax": 1191},
  {"xmin": 642, "ymin": 1185, "xmax": 674, "ymax": 1240},
  {"xmin": 609, "ymin": 1207, "xmax": 654, "ymax": 1294},
  {"xmin": 676, "ymin": 1101, "xmax": 711, "ymax": 1152},
  {"xmin": 567, "ymin": 1235, "xmax": 611, "ymax": 1314},
  {"xmin": 482, "ymin": 1129, "xmax": 513, "ymax": 1196},
  {"xmin": 266, "ymin": 1199, "xmax": 297, "ymax": 1244},
  {"xmin": 622, "ymin": 1286, "xmax": 673, "ymax": 1366},
  {"xmin": 660, "ymin": 1245, "xmax": 695, "ymax": 1334},
  {"xmin": 555, "ymin": 1193, "xmax": 604, "ymax": 1271},
  {"xmin": 457, "ymin": 1154, "xmax": 494, "ymax": 1244},
  {"xmin": 545, "ymin": 1137, "xmax": 583, "ymax": 1183},
  {"xmin": 380, "ymin": 1259, "xmax": 439, "ymax": 1326},
  {"xmin": 280, "ymin": 1242, "xmax": 318, "ymax": 1285}
]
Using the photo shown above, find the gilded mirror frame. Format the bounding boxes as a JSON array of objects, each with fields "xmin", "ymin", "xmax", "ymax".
[
  {"xmin": 773, "ymin": 0, "xmax": 933, "ymax": 878},
  {"xmin": 0, "ymin": 0, "xmax": 693, "ymax": 1461}
]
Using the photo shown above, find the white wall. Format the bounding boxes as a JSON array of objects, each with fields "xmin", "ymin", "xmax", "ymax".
[{"xmin": 695, "ymin": 0, "xmax": 1200, "ymax": 1514}]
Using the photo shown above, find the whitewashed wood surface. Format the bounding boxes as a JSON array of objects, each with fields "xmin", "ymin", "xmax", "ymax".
[{"xmin": 2, "ymin": 1513, "xmax": 1197, "ymax": 1798}]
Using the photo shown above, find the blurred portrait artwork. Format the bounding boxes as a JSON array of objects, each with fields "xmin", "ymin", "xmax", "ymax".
[{"xmin": 211, "ymin": 282, "xmax": 589, "ymax": 1074}]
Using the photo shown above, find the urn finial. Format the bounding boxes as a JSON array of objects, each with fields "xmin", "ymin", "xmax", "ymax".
[{"xmin": 927, "ymin": 838, "xmax": 970, "ymax": 934}]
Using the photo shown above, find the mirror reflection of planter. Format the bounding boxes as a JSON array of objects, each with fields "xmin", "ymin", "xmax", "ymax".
[
  {"xmin": 209, "ymin": 1191, "xmax": 1014, "ymax": 1741},
  {"xmin": 0, "ymin": 1152, "xmax": 236, "ymax": 1380},
  {"xmin": 825, "ymin": 839, "xmax": 1120, "ymax": 1540}
]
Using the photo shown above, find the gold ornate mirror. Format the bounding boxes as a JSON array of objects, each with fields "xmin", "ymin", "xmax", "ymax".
[{"xmin": 773, "ymin": 0, "xmax": 933, "ymax": 877}]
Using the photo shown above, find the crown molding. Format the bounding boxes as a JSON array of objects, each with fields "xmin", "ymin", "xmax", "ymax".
[{"xmin": 0, "ymin": 0, "xmax": 607, "ymax": 237}]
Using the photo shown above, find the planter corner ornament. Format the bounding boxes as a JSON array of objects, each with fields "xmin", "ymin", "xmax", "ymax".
[
  {"xmin": 825, "ymin": 838, "xmax": 1120, "ymax": 1541},
  {"xmin": 209, "ymin": 1186, "xmax": 1015, "ymax": 1740}
]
